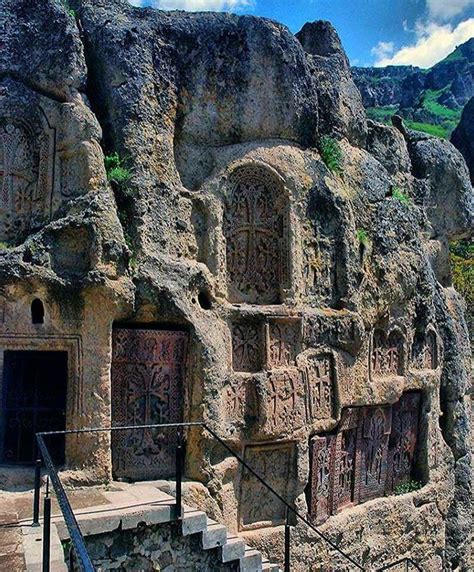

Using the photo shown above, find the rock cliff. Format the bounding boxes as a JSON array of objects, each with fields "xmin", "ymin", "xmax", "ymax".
[
  {"xmin": 452, "ymin": 96, "xmax": 474, "ymax": 184},
  {"xmin": 1, "ymin": 0, "xmax": 472, "ymax": 570}
]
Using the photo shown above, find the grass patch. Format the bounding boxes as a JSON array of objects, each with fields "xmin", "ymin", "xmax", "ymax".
[
  {"xmin": 393, "ymin": 480, "xmax": 422, "ymax": 495},
  {"xmin": 366, "ymin": 105, "xmax": 399, "ymax": 124},
  {"xmin": 422, "ymin": 88, "xmax": 461, "ymax": 121},
  {"xmin": 392, "ymin": 187, "xmax": 412, "ymax": 206},
  {"xmin": 403, "ymin": 120, "xmax": 450, "ymax": 138},
  {"xmin": 319, "ymin": 135, "xmax": 343, "ymax": 174}
]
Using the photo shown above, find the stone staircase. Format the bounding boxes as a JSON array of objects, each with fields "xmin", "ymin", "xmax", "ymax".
[{"xmin": 21, "ymin": 482, "xmax": 281, "ymax": 571}]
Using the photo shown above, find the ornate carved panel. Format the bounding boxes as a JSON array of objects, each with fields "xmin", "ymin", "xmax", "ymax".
[
  {"xmin": 332, "ymin": 408, "xmax": 360, "ymax": 511},
  {"xmin": 263, "ymin": 369, "xmax": 306, "ymax": 433},
  {"xmin": 266, "ymin": 318, "xmax": 301, "ymax": 368},
  {"xmin": 309, "ymin": 435, "xmax": 335, "ymax": 524},
  {"xmin": 111, "ymin": 329, "xmax": 188, "ymax": 480},
  {"xmin": 358, "ymin": 406, "xmax": 392, "ymax": 502},
  {"xmin": 371, "ymin": 329, "xmax": 404, "ymax": 377},
  {"xmin": 232, "ymin": 322, "xmax": 263, "ymax": 373},
  {"xmin": 239, "ymin": 442, "xmax": 295, "ymax": 530},
  {"xmin": 387, "ymin": 393, "xmax": 421, "ymax": 492},
  {"xmin": 299, "ymin": 352, "xmax": 336, "ymax": 421},
  {"xmin": 0, "ymin": 119, "xmax": 55, "ymax": 243},
  {"xmin": 225, "ymin": 166, "xmax": 288, "ymax": 304}
]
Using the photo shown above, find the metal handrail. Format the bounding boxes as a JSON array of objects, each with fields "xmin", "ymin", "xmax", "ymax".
[{"xmin": 34, "ymin": 421, "xmax": 423, "ymax": 572}]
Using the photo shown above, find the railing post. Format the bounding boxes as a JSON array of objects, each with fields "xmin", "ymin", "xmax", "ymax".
[
  {"xmin": 284, "ymin": 506, "xmax": 291, "ymax": 572},
  {"xmin": 32, "ymin": 458, "xmax": 41, "ymax": 526},
  {"xmin": 175, "ymin": 428, "xmax": 184, "ymax": 520},
  {"xmin": 42, "ymin": 478, "xmax": 51, "ymax": 572}
]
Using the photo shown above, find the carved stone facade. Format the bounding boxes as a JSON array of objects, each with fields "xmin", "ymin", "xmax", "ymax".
[{"xmin": 308, "ymin": 394, "xmax": 422, "ymax": 525}]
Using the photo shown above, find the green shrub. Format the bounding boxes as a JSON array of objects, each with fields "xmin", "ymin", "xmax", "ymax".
[
  {"xmin": 391, "ymin": 187, "xmax": 412, "ymax": 206},
  {"xmin": 393, "ymin": 480, "xmax": 422, "ymax": 495},
  {"xmin": 104, "ymin": 152, "xmax": 132, "ymax": 185},
  {"xmin": 356, "ymin": 229, "xmax": 369, "ymax": 246},
  {"xmin": 0, "ymin": 242, "xmax": 8, "ymax": 250},
  {"xmin": 319, "ymin": 135, "xmax": 343, "ymax": 174},
  {"xmin": 403, "ymin": 120, "xmax": 449, "ymax": 138},
  {"xmin": 60, "ymin": 0, "xmax": 76, "ymax": 17}
]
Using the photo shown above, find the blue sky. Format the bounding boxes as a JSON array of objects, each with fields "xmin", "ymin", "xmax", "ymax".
[{"xmin": 128, "ymin": 0, "xmax": 474, "ymax": 67}]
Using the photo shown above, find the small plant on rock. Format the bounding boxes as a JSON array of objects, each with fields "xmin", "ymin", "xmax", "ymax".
[
  {"xmin": 393, "ymin": 480, "xmax": 422, "ymax": 495},
  {"xmin": 61, "ymin": 0, "xmax": 76, "ymax": 17},
  {"xmin": 104, "ymin": 152, "xmax": 132, "ymax": 186},
  {"xmin": 356, "ymin": 228, "xmax": 369, "ymax": 246},
  {"xmin": 391, "ymin": 186, "xmax": 412, "ymax": 206},
  {"xmin": 319, "ymin": 135, "xmax": 343, "ymax": 175}
]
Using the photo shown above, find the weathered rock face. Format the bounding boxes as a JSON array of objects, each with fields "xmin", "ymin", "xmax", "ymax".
[
  {"xmin": 1, "ymin": 0, "xmax": 472, "ymax": 570},
  {"xmin": 452, "ymin": 97, "xmax": 474, "ymax": 184}
]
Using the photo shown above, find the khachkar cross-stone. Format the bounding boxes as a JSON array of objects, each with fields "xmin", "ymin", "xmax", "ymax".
[
  {"xmin": 226, "ymin": 169, "xmax": 283, "ymax": 304},
  {"xmin": 0, "ymin": 124, "xmax": 36, "ymax": 222}
]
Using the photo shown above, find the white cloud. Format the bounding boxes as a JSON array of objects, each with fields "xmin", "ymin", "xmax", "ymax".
[
  {"xmin": 371, "ymin": 41, "xmax": 394, "ymax": 60},
  {"xmin": 128, "ymin": 0, "xmax": 252, "ymax": 10},
  {"xmin": 374, "ymin": 18, "xmax": 474, "ymax": 67},
  {"xmin": 426, "ymin": 0, "xmax": 474, "ymax": 21}
]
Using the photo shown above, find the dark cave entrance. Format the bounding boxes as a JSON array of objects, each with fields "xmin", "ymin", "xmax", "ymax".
[{"xmin": 1, "ymin": 350, "xmax": 68, "ymax": 465}]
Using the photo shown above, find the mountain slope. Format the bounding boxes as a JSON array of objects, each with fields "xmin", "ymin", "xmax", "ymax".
[{"xmin": 352, "ymin": 38, "xmax": 474, "ymax": 138}]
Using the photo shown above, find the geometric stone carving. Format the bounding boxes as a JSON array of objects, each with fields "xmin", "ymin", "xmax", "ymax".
[
  {"xmin": 239, "ymin": 442, "xmax": 295, "ymax": 530},
  {"xmin": 308, "ymin": 394, "xmax": 423, "ymax": 525},
  {"xmin": 266, "ymin": 318, "xmax": 301, "ymax": 368},
  {"xmin": 371, "ymin": 328, "xmax": 405, "ymax": 377},
  {"xmin": 263, "ymin": 369, "xmax": 306, "ymax": 433},
  {"xmin": 309, "ymin": 434, "xmax": 335, "ymax": 524},
  {"xmin": 111, "ymin": 328, "xmax": 188, "ymax": 480},
  {"xmin": 332, "ymin": 408, "xmax": 359, "ymax": 512},
  {"xmin": 225, "ymin": 165, "xmax": 288, "ymax": 305},
  {"xmin": 232, "ymin": 321, "xmax": 263, "ymax": 373},
  {"xmin": 0, "ymin": 119, "xmax": 54, "ymax": 243},
  {"xmin": 387, "ymin": 392, "xmax": 421, "ymax": 492},
  {"xmin": 357, "ymin": 406, "xmax": 392, "ymax": 502},
  {"xmin": 299, "ymin": 352, "xmax": 336, "ymax": 421}
]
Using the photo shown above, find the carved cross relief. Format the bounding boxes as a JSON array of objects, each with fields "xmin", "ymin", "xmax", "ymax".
[{"xmin": 225, "ymin": 166, "xmax": 288, "ymax": 304}]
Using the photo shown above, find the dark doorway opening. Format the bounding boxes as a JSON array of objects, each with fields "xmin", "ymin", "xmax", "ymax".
[{"xmin": 1, "ymin": 351, "xmax": 68, "ymax": 465}]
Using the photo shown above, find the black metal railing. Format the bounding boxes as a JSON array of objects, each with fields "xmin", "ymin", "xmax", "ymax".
[{"xmin": 32, "ymin": 422, "xmax": 423, "ymax": 572}]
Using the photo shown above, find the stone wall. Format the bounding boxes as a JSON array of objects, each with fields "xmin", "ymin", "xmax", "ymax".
[{"xmin": 79, "ymin": 522, "xmax": 237, "ymax": 571}]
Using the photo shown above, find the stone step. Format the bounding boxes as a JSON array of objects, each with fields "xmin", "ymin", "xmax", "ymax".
[
  {"xmin": 239, "ymin": 547, "xmax": 263, "ymax": 571},
  {"xmin": 221, "ymin": 535, "xmax": 246, "ymax": 562},
  {"xmin": 181, "ymin": 506, "xmax": 208, "ymax": 536},
  {"xmin": 201, "ymin": 520, "xmax": 228, "ymax": 550},
  {"xmin": 262, "ymin": 560, "xmax": 282, "ymax": 572}
]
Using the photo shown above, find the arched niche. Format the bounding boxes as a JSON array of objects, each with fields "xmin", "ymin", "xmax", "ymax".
[{"xmin": 224, "ymin": 164, "xmax": 289, "ymax": 304}]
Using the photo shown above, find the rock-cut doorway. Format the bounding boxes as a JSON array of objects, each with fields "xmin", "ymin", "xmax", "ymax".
[{"xmin": 1, "ymin": 350, "xmax": 68, "ymax": 465}]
